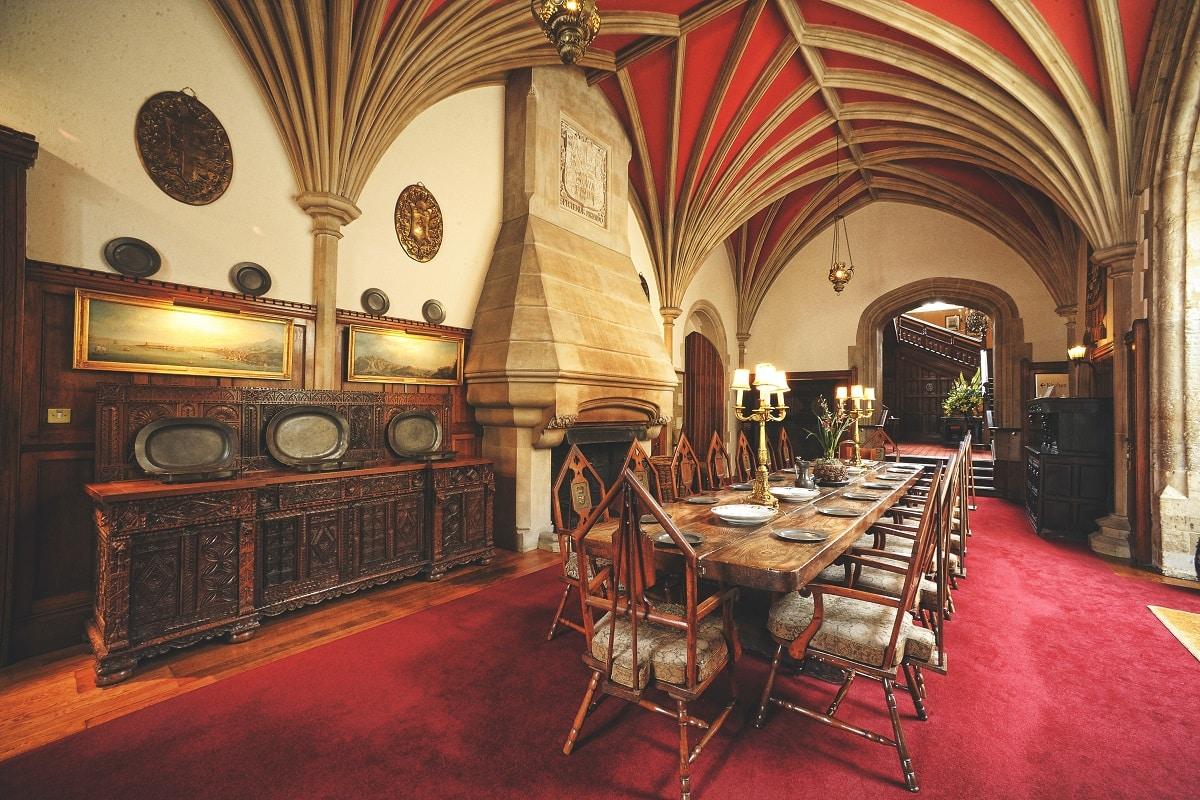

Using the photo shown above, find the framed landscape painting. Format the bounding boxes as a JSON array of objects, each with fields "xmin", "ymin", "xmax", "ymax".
[
  {"xmin": 347, "ymin": 325, "xmax": 464, "ymax": 385},
  {"xmin": 74, "ymin": 290, "xmax": 293, "ymax": 379}
]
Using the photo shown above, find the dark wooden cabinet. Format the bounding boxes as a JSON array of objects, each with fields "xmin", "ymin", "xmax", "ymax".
[
  {"xmin": 1024, "ymin": 398, "xmax": 1112, "ymax": 537},
  {"xmin": 87, "ymin": 459, "xmax": 493, "ymax": 684}
]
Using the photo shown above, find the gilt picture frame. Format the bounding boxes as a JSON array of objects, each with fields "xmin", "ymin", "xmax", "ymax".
[
  {"xmin": 73, "ymin": 290, "xmax": 293, "ymax": 379},
  {"xmin": 944, "ymin": 314, "xmax": 962, "ymax": 331},
  {"xmin": 346, "ymin": 325, "xmax": 464, "ymax": 385}
]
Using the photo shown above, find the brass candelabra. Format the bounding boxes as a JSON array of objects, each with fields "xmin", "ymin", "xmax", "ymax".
[
  {"xmin": 731, "ymin": 364, "xmax": 789, "ymax": 509},
  {"xmin": 834, "ymin": 384, "xmax": 875, "ymax": 466}
]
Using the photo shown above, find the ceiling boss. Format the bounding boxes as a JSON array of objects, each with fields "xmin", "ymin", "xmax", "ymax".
[{"xmin": 530, "ymin": 0, "xmax": 601, "ymax": 65}]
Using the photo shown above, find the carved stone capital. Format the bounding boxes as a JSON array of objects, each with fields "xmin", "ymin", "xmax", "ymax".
[
  {"xmin": 297, "ymin": 191, "xmax": 362, "ymax": 236},
  {"xmin": 1091, "ymin": 243, "xmax": 1137, "ymax": 275},
  {"xmin": 660, "ymin": 305, "xmax": 682, "ymax": 324},
  {"xmin": 1054, "ymin": 304, "xmax": 1078, "ymax": 318}
]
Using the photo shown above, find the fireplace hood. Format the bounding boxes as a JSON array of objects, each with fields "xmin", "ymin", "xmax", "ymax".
[{"xmin": 465, "ymin": 66, "xmax": 676, "ymax": 551}]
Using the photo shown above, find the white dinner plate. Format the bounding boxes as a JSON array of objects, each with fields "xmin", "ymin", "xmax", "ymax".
[
  {"xmin": 770, "ymin": 486, "xmax": 819, "ymax": 502},
  {"xmin": 711, "ymin": 503, "xmax": 777, "ymax": 526}
]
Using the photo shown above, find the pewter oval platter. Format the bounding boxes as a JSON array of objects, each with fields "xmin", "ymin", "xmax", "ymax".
[
  {"xmin": 816, "ymin": 506, "xmax": 862, "ymax": 518},
  {"xmin": 134, "ymin": 417, "xmax": 236, "ymax": 481},
  {"xmin": 387, "ymin": 410, "xmax": 443, "ymax": 457},
  {"xmin": 266, "ymin": 406, "xmax": 349, "ymax": 468}
]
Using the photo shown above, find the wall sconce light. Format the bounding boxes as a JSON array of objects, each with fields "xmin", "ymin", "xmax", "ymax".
[{"xmin": 1067, "ymin": 344, "xmax": 1088, "ymax": 362}]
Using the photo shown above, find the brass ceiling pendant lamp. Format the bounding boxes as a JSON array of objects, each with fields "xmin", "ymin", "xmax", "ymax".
[
  {"xmin": 531, "ymin": 0, "xmax": 601, "ymax": 65},
  {"xmin": 827, "ymin": 132, "xmax": 856, "ymax": 294}
]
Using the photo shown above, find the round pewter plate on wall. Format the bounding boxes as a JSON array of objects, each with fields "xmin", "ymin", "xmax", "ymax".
[
  {"xmin": 362, "ymin": 288, "xmax": 390, "ymax": 316},
  {"xmin": 230, "ymin": 262, "xmax": 272, "ymax": 296},
  {"xmin": 421, "ymin": 299, "xmax": 445, "ymax": 325},
  {"xmin": 104, "ymin": 237, "xmax": 162, "ymax": 278}
]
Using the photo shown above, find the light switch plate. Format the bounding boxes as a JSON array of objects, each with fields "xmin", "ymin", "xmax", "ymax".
[{"xmin": 47, "ymin": 408, "xmax": 71, "ymax": 424}]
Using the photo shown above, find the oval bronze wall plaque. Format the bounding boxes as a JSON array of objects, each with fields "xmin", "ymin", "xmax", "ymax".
[
  {"xmin": 395, "ymin": 183, "xmax": 442, "ymax": 262},
  {"xmin": 135, "ymin": 89, "xmax": 233, "ymax": 205}
]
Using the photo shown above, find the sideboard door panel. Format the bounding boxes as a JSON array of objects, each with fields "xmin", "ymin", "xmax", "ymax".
[
  {"xmin": 259, "ymin": 509, "xmax": 344, "ymax": 606},
  {"xmin": 129, "ymin": 521, "xmax": 240, "ymax": 644}
]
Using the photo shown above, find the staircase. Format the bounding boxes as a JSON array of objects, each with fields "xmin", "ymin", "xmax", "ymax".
[
  {"xmin": 896, "ymin": 451, "xmax": 997, "ymax": 497},
  {"xmin": 894, "ymin": 313, "xmax": 984, "ymax": 368}
]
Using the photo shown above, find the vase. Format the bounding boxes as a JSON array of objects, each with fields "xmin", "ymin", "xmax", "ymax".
[{"xmin": 812, "ymin": 458, "xmax": 848, "ymax": 484}]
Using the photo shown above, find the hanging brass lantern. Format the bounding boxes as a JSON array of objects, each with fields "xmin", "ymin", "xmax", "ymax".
[
  {"xmin": 826, "ymin": 133, "xmax": 857, "ymax": 294},
  {"xmin": 531, "ymin": 0, "xmax": 601, "ymax": 64},
  {"xmin": 828, "ymin": 215, "xmax": 854, "ymax": 293}
]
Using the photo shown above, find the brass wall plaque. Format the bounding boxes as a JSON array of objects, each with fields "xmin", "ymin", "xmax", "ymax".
[
  {"xmin": 395, "ymin": 183, "xmax": 443, "ymax": 262},
  {"xmin": 134, "ymin": 89, "xmax": 233, "ymax": 205}
]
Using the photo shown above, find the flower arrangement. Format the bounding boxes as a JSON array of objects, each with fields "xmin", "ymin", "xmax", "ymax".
[
  {"xmin": 804, "ymin": 396, "xmax": 853, "ymax": 461},
  {"xmin": 942, "ymin": 368, "xmax": 985, "ymax": 416}
]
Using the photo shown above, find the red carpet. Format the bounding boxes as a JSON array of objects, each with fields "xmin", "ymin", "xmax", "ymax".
[{"xmin": 1, "ymin": 499, "xmax": 1198, "ymax": 799}]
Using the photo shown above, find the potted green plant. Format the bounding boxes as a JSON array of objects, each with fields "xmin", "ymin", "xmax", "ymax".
[
  {"xmin": 942, "ymin": 368, "xmax": 984, "ymax": 418},
  {"xmin": 804, "ymin": 396, "xmax": 853, "ymax": 483}
]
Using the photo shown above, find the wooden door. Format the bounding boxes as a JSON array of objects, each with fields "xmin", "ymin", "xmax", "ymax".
[
  {"xmin": 683, "ymin": 332, "xmax": 725, "ymax": 456},
  {"xmin": 1127, "ymin": 321, "xmax": 1152, "ymax": 565},
  {"xmin": 896, "ymin": 358, "xmax": 956, "ymax": 442}
]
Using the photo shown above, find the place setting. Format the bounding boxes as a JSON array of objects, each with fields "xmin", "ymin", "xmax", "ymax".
[
  {"xmin": 770, "ymin": 485, "xmax": 820, "ymax": 503},
  {"xmin": 654, "ymin": 530, "xmax": 704, "ymax": 547},
  {"xmin": 709, "ymin": 503, "xmax": 778, "ymax": 526},
  {"xmin": 771, "ymin": 527, "xmax": 828, "ymax": 543},
  {"xmin": 841, "ymin": 490, "xmax": 883, "ymax": 502}
]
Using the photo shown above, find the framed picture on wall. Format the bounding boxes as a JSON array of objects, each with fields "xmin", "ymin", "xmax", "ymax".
[
  {"xmin": 347, "ymin": 325, "xmax": 464, "ymax": 385},
  {"xmin": 944, "ymin": 314, "xmax": 962, "ymax": 331},
  {"xmin": 73, "ymin": 289, "xmax": 293, "ymax": 379}
]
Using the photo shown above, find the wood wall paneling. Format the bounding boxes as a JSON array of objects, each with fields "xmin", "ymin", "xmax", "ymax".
[
  {"xmin": 0, "ymin": 126, "xmax": 38, "ymax": 665},
  {"xmin": 5, "ymin": 262, "xmax": 480, "ymax": 663}
]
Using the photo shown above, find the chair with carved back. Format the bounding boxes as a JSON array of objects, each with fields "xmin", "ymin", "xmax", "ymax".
[
  {"xmin": 670, "ymin": 433, "xmax": 704, "ymax": 499},
  {"xmin": 563, "ymin": 469, "xmax": 740, "ymax": 800},
  {"xmin": 619, "ymin": 440, "xmax": 662, "ymax": 504},
  {"xmin": 734, "ymin": 430, "xmax": 755, "ymax": 482},
  {"xmin": 704, "ymin": 431, "xmax": 733, "ymax": 490},
  {"xmin": 774, "ymin": 427, "xmax": 795, "ymax": 469},
  {"xmin": 755, "ymin": 466, "xmax": 945, "ymax": 793},
  {"xmin": 546, "ymin": 445, "xmax": 609, "ymax": 640}
]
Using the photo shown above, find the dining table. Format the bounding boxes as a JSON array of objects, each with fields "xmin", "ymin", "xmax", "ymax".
[{"xmin": 581, "ymin": 462, "xmax": 927, "ymax": 594}]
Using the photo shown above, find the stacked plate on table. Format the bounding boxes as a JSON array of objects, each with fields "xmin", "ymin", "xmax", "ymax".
[
  {"xmin": 711, "ymin": 504, "xmax": 776, "ymax": 526},
  {"xmin": 770, "ymin": 486, "xmax": 819, "ymax": 503}
]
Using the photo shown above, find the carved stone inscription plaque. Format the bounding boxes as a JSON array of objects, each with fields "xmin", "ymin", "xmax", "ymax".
[
  {"xmin": 559, "ymin": 117, "xmax": 608, "ymax": 227},
  {"xmin": 135, "ymin": 90, "xmax": 233, "ymax": 205}
]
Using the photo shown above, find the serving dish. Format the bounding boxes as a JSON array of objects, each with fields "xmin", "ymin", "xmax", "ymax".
[
  {"xmin": 711, "ymin": 504, "xmax": 776, "ymax": 526},
  {"xmin": 134, "ymin": 417, "xmax": 237, "ymax": 482},
  {"xmin": 266, "ymin": 406, "xmax": 350, "ymax": 471},
  {"xmin": 770, "ymin": 486, "xmax": 819, "ymax": 502}
]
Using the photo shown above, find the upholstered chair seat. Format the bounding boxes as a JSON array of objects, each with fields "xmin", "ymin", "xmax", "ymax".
[
  {"xmin": 590, "ymin": 611, "xmax": 728, "ymax": 688},
  {"xmin": 768, "ymin": 591, "xmax": 932, "ymax": 668}
]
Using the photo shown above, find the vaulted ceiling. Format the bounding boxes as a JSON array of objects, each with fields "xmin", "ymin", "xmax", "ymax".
[{"xmin": 214, "ymin": 1, "xmax": 1191, "ymax": 332}]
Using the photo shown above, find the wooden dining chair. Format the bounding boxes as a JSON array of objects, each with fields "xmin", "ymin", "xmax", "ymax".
[
  {"xmin": 546, "ymin": 445, "xmax": 609, "ymax": 640},
  {"xmin": 670, "ymin": 433, "xmax": 704, "ymax": 499},
  {"xmin": 704, "ymin": 431, "xmax": 732, "ymax": 490},
  {"xmin": 774, "ymin": 427, "xmax": 795, "ymax": 468},
  {"xmin": 563, "ymin": 469, "xmax": 740, "ymax": 800},
  {"xmin": 619, "ymin": 440, "xmax": 662, "ymax": 503},
  {"xmin": 734, "ymin": 430, "xmax": 755, "ymax": 482},
  {"xmin": 755, "ymin": 466, "xmax": 944, "ymax": 793}
]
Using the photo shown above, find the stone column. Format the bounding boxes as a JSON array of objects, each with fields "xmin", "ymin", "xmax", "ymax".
[
  {"xmin": 1090, "ymin": 244, "xmax": 1137, "ymax": 559},
  {"xmin": 297, "ymin": 192, "xmax": 361, "ymax": 390},
  {"xmin": 1056, "ymin": 304, "xmax": 1083, "ymax": 396},
  {"xmin": 736, "ymin": 332, "xmax": 749, "ymax": 369},
  {"xmin": 661, "ymin": 305, "xmax": 681, "ymax": 355}
]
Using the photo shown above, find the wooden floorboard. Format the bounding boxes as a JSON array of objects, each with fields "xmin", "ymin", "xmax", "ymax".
[{"xmin": 0, "ymin": 549, "xmax": 558, "ymax": 763}]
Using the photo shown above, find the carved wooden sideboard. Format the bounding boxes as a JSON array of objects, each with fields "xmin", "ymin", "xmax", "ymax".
[{"xmin": 85, "ymin": 386, "xmax": 493, "ymax": 684}]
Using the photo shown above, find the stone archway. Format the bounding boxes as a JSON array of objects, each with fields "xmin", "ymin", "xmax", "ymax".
[
  {"xmin": 849, "ymin": 278, "xmax": 1030, "ymax": 429},
  {"xmin": 680, "ymin": 299, "xmax": 733, "ymax": 446}
]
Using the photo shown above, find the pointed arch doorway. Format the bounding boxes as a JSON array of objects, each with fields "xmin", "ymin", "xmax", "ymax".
[{"xmin": 681, "ymin": 301, "xmax": 731, "ymax": 455}]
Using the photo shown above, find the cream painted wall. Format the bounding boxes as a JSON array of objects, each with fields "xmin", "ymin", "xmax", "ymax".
[
  {"xmin": 338, "ymin": 86, "xmax": 505, "ymax": 328},
  {"xmin": 628, "ymin": 207, "xmax": 664, "ymax": 332},
  {"xmin": 0, "ymin": 0, "xmax": 312, "ymax": 300},
  {"xmin": 677, "ymin": 245, "xmax": 738, "ymax": 370},
  {"xmin": 747, "ymin": 202, "xmax": 1064, "ymax": 370}
]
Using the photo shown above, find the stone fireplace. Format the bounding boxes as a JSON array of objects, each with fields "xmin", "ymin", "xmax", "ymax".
[{"xmin": 465, "ymin": 67, "xmax": 676, "ymax": 551}]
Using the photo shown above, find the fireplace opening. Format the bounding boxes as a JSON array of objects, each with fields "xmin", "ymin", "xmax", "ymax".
[{"xmin": 549, "ymin": 424, "xmax": 648, "ymax": 527}]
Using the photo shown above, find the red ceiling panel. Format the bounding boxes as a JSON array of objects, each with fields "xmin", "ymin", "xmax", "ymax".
[
  {"xmin": 1119, "ymin": 0, "xmax": 1157, "ymax": 97},
  {"xmin": 675, "ymin": 3, "xmax": 743, "ymax": 194},
  {"xmin": 625, "ymin": 45, "xmax": 676, "ymax": 202},
  {"xmin": 1029, "ymin": 0, "xmax": 1101, "ymax": 103}
]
